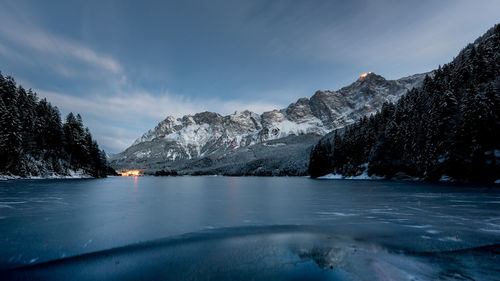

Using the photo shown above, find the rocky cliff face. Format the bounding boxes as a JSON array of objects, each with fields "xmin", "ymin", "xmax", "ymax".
[{"xmin": 109, "ymin": 72, "xmax": 427, "ymax": 173}]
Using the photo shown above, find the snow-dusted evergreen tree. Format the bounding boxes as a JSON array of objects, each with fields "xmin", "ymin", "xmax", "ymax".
[{"xmin": 0, "ymin": 72, "xmax": 111, "ymax": 177}]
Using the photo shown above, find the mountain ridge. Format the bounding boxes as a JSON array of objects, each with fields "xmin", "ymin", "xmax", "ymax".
[{"xmin": 110, "ymin": 72, "xmax": 428, "ymax": 173}]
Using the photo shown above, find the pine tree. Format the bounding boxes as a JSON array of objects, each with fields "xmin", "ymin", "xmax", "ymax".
[{"xmin": 0, "ymin": 72, "xmax": 112, "ymax": 177}]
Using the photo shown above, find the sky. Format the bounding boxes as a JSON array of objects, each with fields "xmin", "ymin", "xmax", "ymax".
[{"xmin": 0, "ymin": 0, "xmax": 499, "ymax": 153}]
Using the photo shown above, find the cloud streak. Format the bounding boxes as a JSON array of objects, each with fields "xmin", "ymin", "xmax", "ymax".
[
  {"xmin": 252, "ymin": 0, "xmax": 500, "ymax": 77},
  {"xmin": 37, "ymin": 88, "xmax": 281, "ymax": 152},
  {"xmin": 38, "ymin": 89, "xmax": 279, "ymax": 121},
  {"xmin": 0, "ymin": 15, "xmax": 121, "ymax": 76}
]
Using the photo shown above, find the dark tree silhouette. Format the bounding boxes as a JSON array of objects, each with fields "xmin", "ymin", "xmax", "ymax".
[{"xmin": 0, "ymin": 72, "xmax": 112, "ymax": 177}]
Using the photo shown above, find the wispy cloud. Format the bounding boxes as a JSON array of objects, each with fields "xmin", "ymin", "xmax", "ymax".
[
  {"xmin": 254, "ymin": 0, "xmax": 500, "ymax": 75},
  {"xmin": 0, "ymin": 14, "xmax": 121, "ymax": 76},
  {"xmin": 0, "ymin": 43, "xmax": 24, "ymax": 61},
  {"xmin": 37, "ymin": 88, "xmax": 280, "ymax": 152},
  {"xmin": 38, "ymin": 89, "xmax": 279, "ymax": 121}
]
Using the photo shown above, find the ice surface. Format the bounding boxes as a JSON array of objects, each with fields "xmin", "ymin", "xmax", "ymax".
[{"xmin": 0, "ymin": 177, "xmax": 498, "ymax": 280}]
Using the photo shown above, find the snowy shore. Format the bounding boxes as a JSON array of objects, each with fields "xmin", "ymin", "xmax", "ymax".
[
  {"xmin": 0, "ymin": 170, "xmax": 93, "ymax": 180},
  {"xmin": 316, "ymin": 171, "xmax": 385, "ymax": 180},
  {"xmin": 317, "ymin": 172, "xmax": 500, "ymax": 185}
]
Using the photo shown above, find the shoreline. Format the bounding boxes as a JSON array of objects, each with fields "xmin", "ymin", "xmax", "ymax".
[
  {"xmin": 2, "ymin": 173, "xmax": 498, "ymax": 186},
  {"xmin": 0, "ymin": 169, "xmax": 94, "ymax": 181}
]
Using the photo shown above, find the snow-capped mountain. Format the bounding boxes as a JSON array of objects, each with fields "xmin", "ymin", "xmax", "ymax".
[{"xmin": 109, "ymin": 72, "xmax": 427, "ymax": 172}]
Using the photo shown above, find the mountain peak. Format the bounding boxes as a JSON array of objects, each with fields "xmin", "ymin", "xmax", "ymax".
[
  {"xmin": 359, "ymin": 72, "xmax": 373, "ymax": 79},
  {"xmin": 357, "ymin": 72, "xmax": 385, "ymax": 82}
]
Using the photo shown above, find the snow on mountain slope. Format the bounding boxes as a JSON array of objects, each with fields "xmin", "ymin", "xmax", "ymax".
[{"xmin": 109, "ymin": 72, "xmax": 428, "ymax": 170}]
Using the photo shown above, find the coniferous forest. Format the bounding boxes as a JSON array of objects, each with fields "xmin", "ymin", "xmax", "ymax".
[
  {"xmin": 0, "ymin": 73, "xmax": 111, "ymax": 178},
  {"xmin": 309, "ymin": 24, "xmax": 500, "ymax": 183}
]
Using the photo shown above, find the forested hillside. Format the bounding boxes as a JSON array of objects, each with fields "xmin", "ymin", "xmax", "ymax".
[
  {"xmin": 0, "ymin": 73, "xmax": 111, "ymax": 178},
  {"xmin": 309, "ymin": 24, "xmax": 500, "ymax": 183}
]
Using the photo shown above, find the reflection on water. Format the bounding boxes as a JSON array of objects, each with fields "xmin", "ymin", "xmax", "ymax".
[
  {"xmin": 133, "ymin": 176, "xmax": 138, "ymax": 190},
  {"xmin": 0, "ymin": 177, "xmax": 498, "ymax": 279}
]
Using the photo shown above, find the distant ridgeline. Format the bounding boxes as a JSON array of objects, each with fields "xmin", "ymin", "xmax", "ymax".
[
  {"xmin": 310, "ymin": 24, "xmax": 500, "ymax": 183},
  {"xmin": 0, "ymin": 73, "xmax": 112, "ymax": 178}
]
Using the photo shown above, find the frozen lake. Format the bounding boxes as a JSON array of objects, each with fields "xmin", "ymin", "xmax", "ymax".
[{"xmin": 0, "ymin": 176, "xmax": 499, "ymax": 280}]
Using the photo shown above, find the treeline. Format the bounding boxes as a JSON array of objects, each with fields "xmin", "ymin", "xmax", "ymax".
[
  {"xmin": 0, "ymin": 73, "xmax": 111, "ymax": 177},
  {"xmin": 153, "ymin": 169, "xmax": 179, "ymax": 176},
  {"xmin": 310, "ymin": 24, "xmax": 500, "ymax": 183}
]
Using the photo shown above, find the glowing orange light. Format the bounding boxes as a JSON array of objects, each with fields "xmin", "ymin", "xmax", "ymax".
[
  {"xmin": 119, "ymin": 170, "xmax": 142, "ymax": 176},
  {"xmin": 359, "ymin": 72, "xmax": 372, "ymax": 79}
]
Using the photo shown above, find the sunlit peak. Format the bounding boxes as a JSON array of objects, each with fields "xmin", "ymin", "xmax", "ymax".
[{"xmin": 359, "ymin": 72, "xmax": 372, "ymax": 79}]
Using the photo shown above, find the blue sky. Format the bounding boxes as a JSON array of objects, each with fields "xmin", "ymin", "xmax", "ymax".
[{"xmin": 0, "ymin": 0, "xmax": 499, "ymax": 153}]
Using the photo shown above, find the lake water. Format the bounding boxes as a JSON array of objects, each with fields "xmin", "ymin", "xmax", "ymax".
[{"xmin": 0, "ymin": 177, "xmax": 499, "ymax": 280}]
